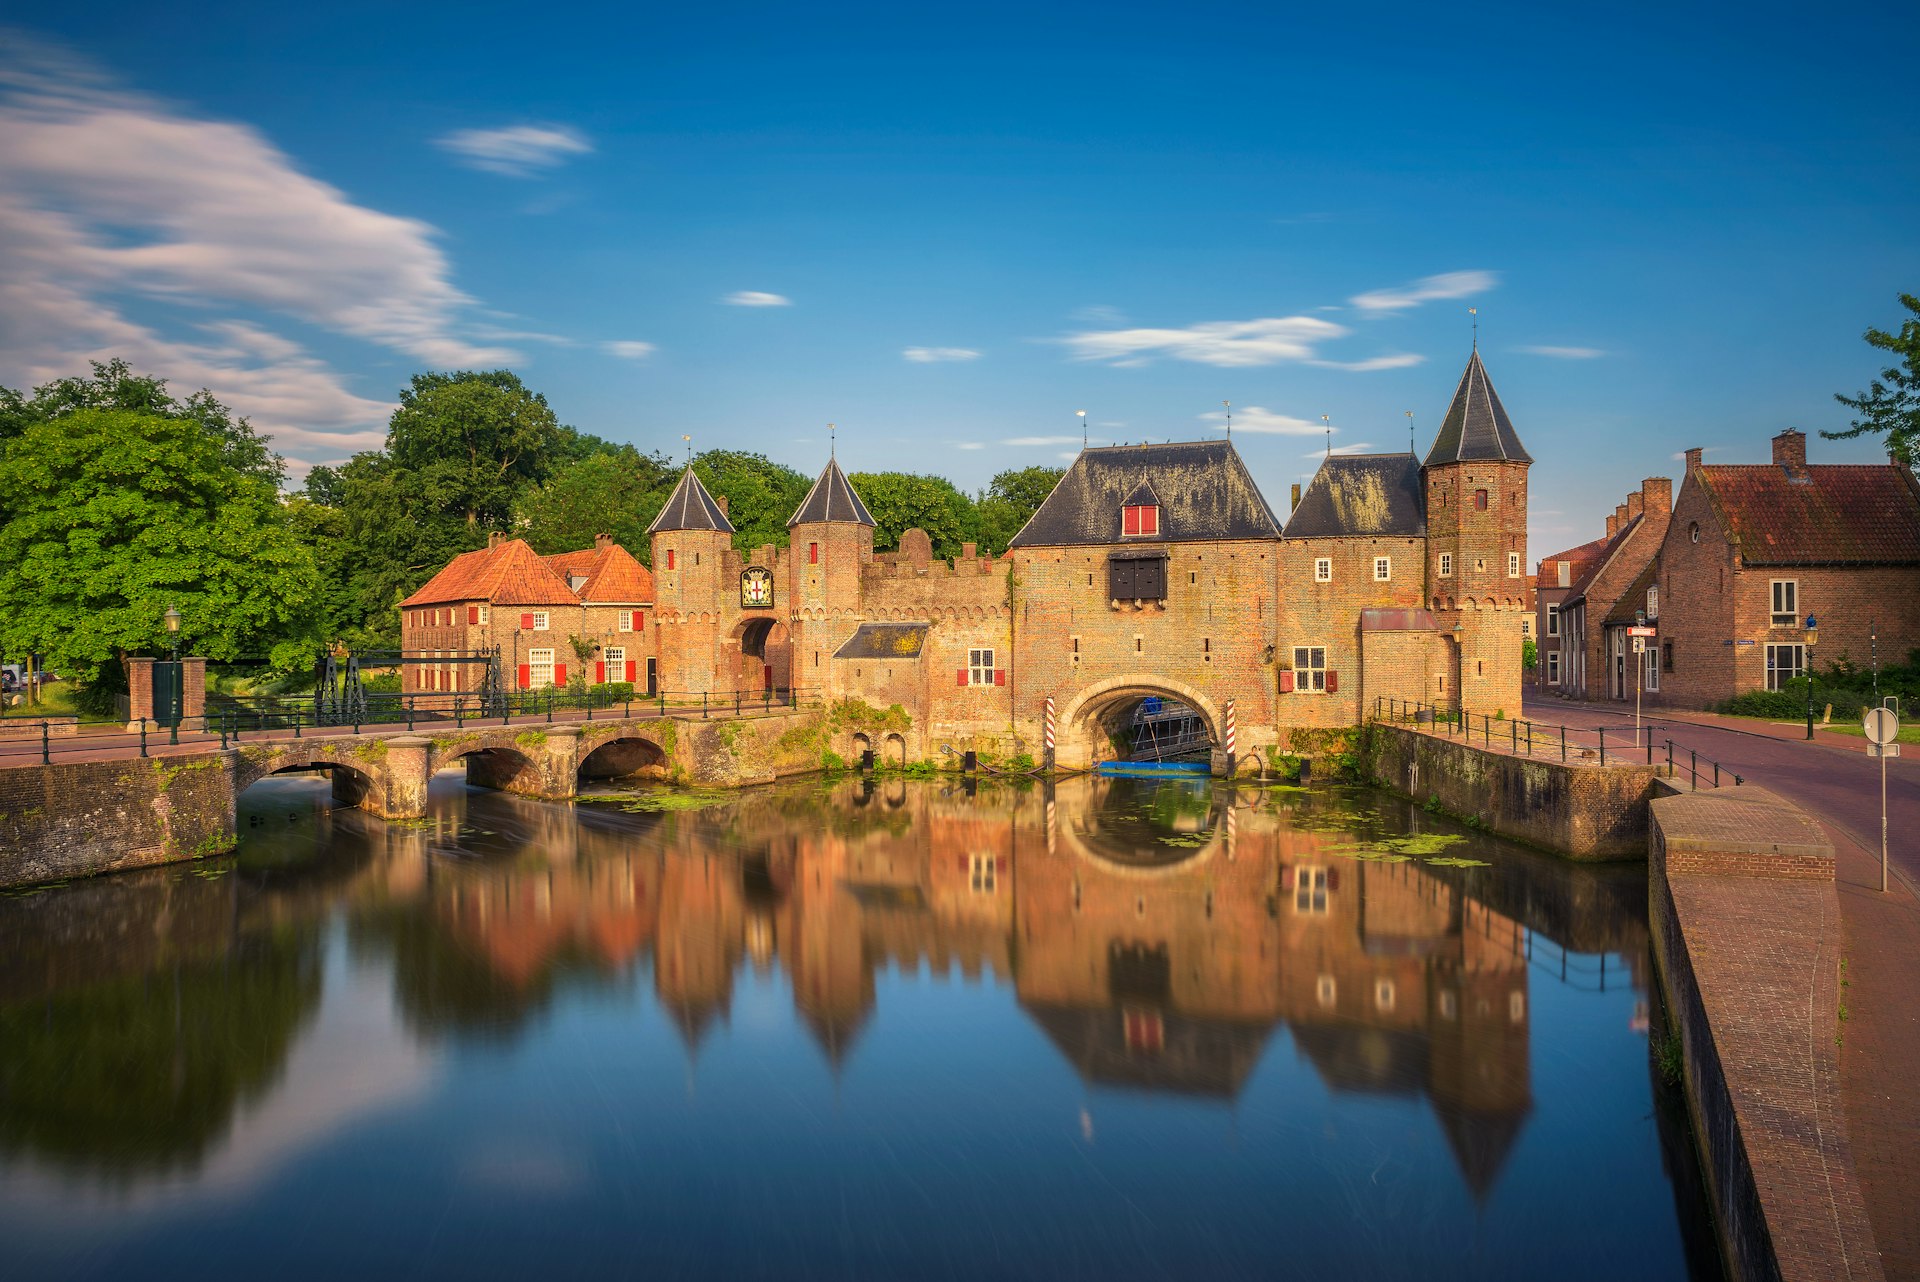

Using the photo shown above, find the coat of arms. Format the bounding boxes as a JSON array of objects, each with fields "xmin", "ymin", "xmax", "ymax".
[{"xmin": 741, "ymin": 566, "xmax": 774, "ymax": 608}]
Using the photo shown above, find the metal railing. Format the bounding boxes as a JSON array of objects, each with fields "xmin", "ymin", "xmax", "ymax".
[{"xmin": 1373, "ymin": 696, "xmax": 1742, "ymax": 789}]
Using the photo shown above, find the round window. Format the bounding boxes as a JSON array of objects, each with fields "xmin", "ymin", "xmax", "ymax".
[{"xmin": 1688, "ymin": 521, "xmax": 1700, "ymax": 543}]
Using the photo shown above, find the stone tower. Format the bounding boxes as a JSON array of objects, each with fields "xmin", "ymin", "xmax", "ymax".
[
  {"xmin": 1422, "ymin": 351, "xmax": 1532, "ymax": 717},
  {"xmin": 647, "ymin": 466, "xmax": 735, "ymax": 694},
  {"xmin": 786, "ymin": 457, "xmax": 875, "ymax": 691}
]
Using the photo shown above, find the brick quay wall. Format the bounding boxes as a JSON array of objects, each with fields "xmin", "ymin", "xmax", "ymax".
[
  {"xmin": 1648, "ymin": 784, "xmax": 1882, "ymax": 1282},
  {"xmin": 0, "ymin": 752, "xmax": 238, "ymax": 889}
]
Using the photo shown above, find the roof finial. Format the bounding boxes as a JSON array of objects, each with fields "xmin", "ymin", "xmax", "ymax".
[
  {"xmin": 681, "ymin": 433, "xmax": 692, "ymax": 467},
  {"xmin": 829, "ymin": 422, "xmax": 835, "ymax": 458},
  {"xmin": 1468, "ymin": 306, "xmax": 1478, "ymax": 352},
  {"xmin": 1076, "ymin": 409, "xmax": 1087, "ymax": 449},
  {"xmin": 1405, "ymin": 409, "xmax": 1415, "ymax": 454},
  {"xmin": 1223, "ymin": 400, "xmax": 1232, "ymax": 439},
  {"xmin": 1321, "ymin": 414, "xmax": 1331, "ymax": 459}
]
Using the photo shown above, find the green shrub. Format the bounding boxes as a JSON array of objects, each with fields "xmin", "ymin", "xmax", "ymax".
[{"xmin": 1009, "ymin": 752, "xmax": 1036, "ymax": 772}]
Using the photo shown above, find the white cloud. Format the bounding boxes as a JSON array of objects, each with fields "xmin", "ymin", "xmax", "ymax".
[
  {"xmin": 722, "ymin": 290, "xmax": 791, "ymax": 307},
  {"xmin": 1057, "ymin": 451, "xmax": 1080, "ymax": 460},
  {"xmin": 1349, "ymin": 270, "xmax": 1498, "ymax": 313},
  {"xmin": 601, "ymin": 340, "xmax": 655, "ymax": 359},
  {"xmin": 1308, "ymin": 353, "xmax": 1425, "ymax": 372},
  {"xmin": 1061, "ymin": 315, "xmax": 1347, "ymax": 368},
  {"xmin": 1302, "ymin": 442, "xmax": 1376, "ymax": 458},
  {"xmin": 1004, "ymin": 435, "xmax": 1084, "ymax": 446},
  {"xmin": 433, "ymin": 124, "xmax": 592, "ymax": 178},
  {"xmin": 1519, "ymin": 344, "xmax": 1605, "ymax": 359},
  {"xmin": 954, "ymin": 441, "xmax": 985, "ymax": 450},
  {"xmin": 0, "ymin": 37, "xmax": 525, "ymax": 473},
  {"xmin": 902, "ymin": 346, "xmax": 979, "ymax": 363},
  {"xmin": 1198, "ymin": 406, "xmax": 1321, "ymax": 435}
]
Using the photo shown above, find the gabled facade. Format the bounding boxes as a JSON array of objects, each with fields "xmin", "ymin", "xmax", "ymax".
[{"xmin": 1554, "ymin": 477, "xmax": 1672, "ymax": 701}]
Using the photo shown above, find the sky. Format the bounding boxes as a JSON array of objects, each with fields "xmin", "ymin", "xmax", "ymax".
[{"xmin": 1, "ymin": 1, "xmax": 1916, "ymax": 555}]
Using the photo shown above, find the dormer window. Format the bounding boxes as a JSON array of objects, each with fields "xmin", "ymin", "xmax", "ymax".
[{"xmin": 1122, "ymin": 504, "xmax": 1159, "ymax": 537}]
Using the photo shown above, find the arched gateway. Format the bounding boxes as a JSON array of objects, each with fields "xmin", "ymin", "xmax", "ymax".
[{"xmin": 1052, "ymin": 674, "xmax": 1223, "ymax": 772}]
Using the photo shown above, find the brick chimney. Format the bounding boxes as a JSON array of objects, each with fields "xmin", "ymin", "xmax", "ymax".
[
  {"xmin": 594, "ymin": 531, "xmax": 612, "ymax": 551},
  {"xmin": 1626, "ymin": 491, "xmax": 1644, "ymax": 521},
  {"xmin": 961, "ymin": 542, "xmax": 977, "ymax": 560},
  {"xmin": 1684, "ymin": 447, "xmax": 1703, "ymax": 472},
  {"xmin": 488, "ymin": 530, "xmax": 504, "ymax": 549},
  {"xmin": 1291, "ymin": 482, "xmax": 1302, "ymax": 510},
  {"xmin": 1605, "ymin": 513, "xmax": 1618, "ymax": 538},
  {"xmin": 1642, "ymin": 476, "xmax": 1673, "ymax": 514},
  {"xmin": 715, "ymin": 494, "xmax": 730, "ymax": 517},
  {"xmin": 1772, "ymin": 429, "xmax": 1808, "ymax": 476},
  {"xmin": 1614, "ymin": 502, "xmax": 1629, "ymax": 531}
]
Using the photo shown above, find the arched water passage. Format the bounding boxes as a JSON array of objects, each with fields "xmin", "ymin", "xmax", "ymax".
[
  {"xmin": 240, "ymin": 761, "xmax": 388, "ymax": 815},
  {"xmin": 577, "ymin": 736, "xmax": 668, "ymax": 783},
  {"xmin": 733, "ymin": 617, "xmax": 792, "ymax": 694},
  {"xmin": 1054, "ymin": 676, "xmax": 1223, "ymax": 771},
  {"xmin": 451, "ymin": 747, "xmax": 543, "ymax": 795}
]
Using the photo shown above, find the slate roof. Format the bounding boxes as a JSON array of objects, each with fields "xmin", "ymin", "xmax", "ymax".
[
  {"xmin": 542, "ymin": 544, "xmax": 655, "ymax": 604},
  {"xmin": 1022, "ymin": 1002, "xmax": 1278, "ymax": 1098},
  {"xmin": 401, "ymin": 539, "xmax": 577, "ymax": 607},
  {"xmin": 1008, "ymin": 440, "xmax": 1284, "ymax": 548},
  {"xmin": 833, "ymin": 623, "xmax": 930, "ymax": 660},
  {"xmin": 1284, "ymin": 453, "xmax": 1426, "ymax": 539},
  {"xmin": 1424, "ymin": 351, "xmax": 1532, "ymax": 466},
  {"xmin": 789, "ymin": 457, "xmax": 875, "ymax": 527},
  {"xmin": 1695, "ymin": 463, "xmax": 1920, "ymax": 566},
  {"xmin": 646, "ymin": 467, "xmax": 735, "ymax": 535},
  {"xmin": 1603, "ymin": 561, "xmax": 1659, "ymax": 626}
]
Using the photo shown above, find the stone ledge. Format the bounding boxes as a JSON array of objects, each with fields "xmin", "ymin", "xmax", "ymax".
[{"xmin": 1652, "ymin": 785, "xmax": 1834, "ymax": 877}]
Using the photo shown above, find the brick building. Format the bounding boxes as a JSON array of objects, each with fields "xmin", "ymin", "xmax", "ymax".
[
  {"xmin": 1650, "ymin": 429, "xmax": 1920, "ymax": 708},
  {"xmin": 402, "ymin": 350, "xmax": 1537, "ymax": 767},
  {"xmin": 1553, "ymin": 477, "xmax": 1672, "ymax": 702},
  {"xmin": 1532, "ymin": 535, "xmax": 1607, "ymax": 693}
]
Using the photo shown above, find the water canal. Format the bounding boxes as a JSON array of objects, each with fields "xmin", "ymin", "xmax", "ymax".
[{"xmin": 0, "ymin": 772, "xmax": 1715, "ymax": 1280}]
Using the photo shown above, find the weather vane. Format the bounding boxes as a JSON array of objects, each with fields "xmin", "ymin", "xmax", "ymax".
[
  {"xmin": 1405, "ymin": 409, "xmax": 1415, "ymax": 454},
  {"xmin": 1468, "ymin": 306, "xmax": 1478, "ymax": 351},
  {"xmin": 1321, "ymin": 414, "xmax": 1331, "ymax": 459},
  {"xmin": 829, "ymin": 422, "xmax": 835, "ymax": 457},
  {"xmin": 1222, "ymin": 400, "xmax": 1232, "ymax": 438},
  {"xmin": 1077, "ymin": 409, "xmax": 1087, "ymax": 449},
  {"xmin": 681, "ymin": 433, "xmax": 692, "ymax": 466}
]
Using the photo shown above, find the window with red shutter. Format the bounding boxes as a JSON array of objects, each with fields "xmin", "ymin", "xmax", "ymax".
[
  {"xmin": 1326, "ymin": 670, "xmax": 1339, "ymax": 693},
  {"xmin": 666, "ymin": 549, "xmax": 675, "ymax": 570},
  {"xmin": 595, "ymin": 661, "xmax": 605, "ymax": 683},
  {"xmin": 1278, "ymin": 671, "xmax": 1294, "ymax": 693},
  {"xmin": 517, "ymin": 664, "xmax": 531, "ymax": 688},
  {"xmin": 521, "ymin": 613, "xmax": 534, "ymax": 630},
  {"xmin": 809, "ymin": 542, "xmax": 819, "ymax": 565},
  {"xmin": 994, "ymin": 668, "xmax": 1006, "ymax": 686},
  {"xmin": 636, "ymin": 611, "xmax": 645, "ymax": 632},
  {"xmin": 554, "ymin": 664, "xmax": 567, "ymax": 685},
  {"xmin": 956, "ymin": 668, "xmax": 968, "ymax": 686},
  {"xmin": 1123, "ymin": 506, "xmax": 1141, "ymax": 536},
  {"xmin": 467, "ymin": 605, "xmax": 479, "ymax": 625},
  {"xmin": 624, "ymin": 660, "xmax": 637, "ymax": 683}
]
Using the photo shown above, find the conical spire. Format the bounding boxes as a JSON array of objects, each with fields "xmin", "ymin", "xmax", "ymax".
[
  {"xmin": 646, "ymin": 466, "xmax": 735, "ymax": 535},
  {"xmin": 788, "ymin": 457, "xmax": 875, "ymax": 527},
  {"xmin": 1424, "ymin": 351, "xmax": 1531, "ymax": 467}
]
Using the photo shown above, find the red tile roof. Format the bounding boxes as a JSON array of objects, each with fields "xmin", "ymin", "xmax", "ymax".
[
  {"xmin": 1535, "ymin": 535, "xmax": 1609, "ymax": 590},
  {"xmin": 401, "ymin": 539, "xmax": 577, "ymax": 607},
  {"xmin": 1696, "ymin": 464, "xmax": 1920, "ymax": 566},
  {"xmin": 1562, "ymin": 515, "xmax": 1643, "ymax": 607},
  {"xmin": 543, "ymin": 544, "xmax": 655, "ymax": 604}
]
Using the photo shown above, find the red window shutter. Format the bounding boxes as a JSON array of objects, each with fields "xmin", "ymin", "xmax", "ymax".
[
  {"xmin": 994, "ymin": 668, "xmax": 1006, "ymax": 686},
  {"xmin": 1146, "ymin": 507, "xmax": 1158, "ymax": 534},
  {"xmin": 1281, "ymin": 867, "xmax": 1295, "ymax": 889},
  {"xmin": 625, "ymin": 660, "xmax": 637, "ymax": 682},
  {"xmin": 956, "ymin": 668, "xmax": 969, "ymax": 686},
  {"xmin": 595, "ymin": 661, "xmax": 605, "ymax": 683},
  {"xmin": 810, "ymin": 542, "xmax": 819, "ymax": 565},
  {"xmin": 554, "ymin": 664, "xmax": 567, "ymax": 685},
  {"xmin": 467, "ymin": 605, "xmax": 479, "ymax": 625},
  {"xmin": 521, "ymin": 613, "xmax": 534, "ymax": 630},
  {"xmin": 1123, "ymin": 506, "xmax": 1140, "ymax": 536},
  {"xmin": 1279, "ymin": 671, "xmax": 1295, "ymax": 693},
  {"xmin": 1328, "ymin": 869, "xmax": 1340, "ymax": 891},
  {"xmin": 1326, "ymin": 670, "xmax": 1339, "ymax": 693},
  {"xmin": 996, "ymin": 857, "xmax": 1007, "ymax": 874},
  {"xmin": 636, "ymin": 611, "xmax": 646, "ymax": 632},
  {"xmin": 518, "ymin": 664, "xmax": 531, "ymax": 688},
  {"xmin": 959, "ymin": 855, "xmax": 969, "ymax": 872}
]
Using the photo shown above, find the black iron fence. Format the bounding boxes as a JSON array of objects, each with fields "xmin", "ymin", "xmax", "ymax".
[{"xmin": 1373, "ymin": 697, "xmax": 1742, "ymax": 790}]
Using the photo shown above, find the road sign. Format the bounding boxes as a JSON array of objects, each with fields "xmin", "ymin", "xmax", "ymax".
[
  {"xmin": 1627, "ymin": 625, "xmax": 1657, "ymax": 637},
  {"xmin": 1869, "ymin": 742, "xmax": 1900, "ymax": 759},
  {"xmin": 1632, "ymin": 638, "xmax": 1646, "ymax": 654},
  {"xmin": 1864, "ymin": 706, "xmax": 1899, "ymax": 746},
  {"xmin": 1865, "ymin": 703, "xmax": 1900, "ymax": 895}
]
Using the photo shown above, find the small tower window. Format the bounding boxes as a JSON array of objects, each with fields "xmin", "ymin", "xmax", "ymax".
[
  {"xmin": 809, "ymin": 542, "xmax": 819, "ymax": 565},
  {"xmin": 1122, "ymin": 504, "xmax": 1160, "ymax": 536},
  {"xmin": 1373, "ymin": 556, "xmax": 1391, "ymax": 582},
  {"xmin": 1439, "ymin": 553, "xmax": 1453, "ymax": 577},
  {"xmin": 1474, "ymin": 489, "xmax": 1489, "ymax": 510},
  {"xmin": 666, "ymin": 549, "xmax": 675, "ymax": 571}
]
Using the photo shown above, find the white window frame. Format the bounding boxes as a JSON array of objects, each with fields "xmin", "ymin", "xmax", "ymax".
[
  {"xmin": 604, "ymin": 646, "xmax": 625, "ymax": 679},
  {"xmin": 1292, "ymin": 645, "xmax": 1327, "ymax": 694},
  {"xmin": 1438, "ymin": 553, "xmax": 1454, "ymax": 578},
  {"xmin": 1766, "ymin": 643, "xmax": 1804, "ymax": 691},
  {"xmin": 528, "ymin": 647, "xmax": 556, "ymax": 688},
  {"xmin": 1294, "ymin": 865, "xmax": 1328, "ymax": 914},
  {"xmin": 476, "ymin": 604, "xmax": 488, "ymax": 624},
  {"xmin": 1316, "ymin": 975, "xmax": 1337, "ymax": 1008},
  {"xmin": 1770, "ymin": 579, "xmax": 1797, "ymax": 627},
  {"xmin": 531, "ymin": 610, "xmax": 550, "ymax": 632},
  {"xmin": 1508, "ymin": 552, "xmax": 1522, "ymax": 577},
  {"xmin": 968, "ymin": 851, "xmax": 996, "ymax": 894},
  {"xmin": 617, "ymin": 611, "xmax": 632, "ymax": 633},
  {"xmin": 1375, "ymin": 978, "xmax": 1396, "ymax": 1012},
  {"xmin": 1647, "ymin": 585, "xmax": 1659, "ymax": 619},
  {"xmin": 1643, "ymin": 644, "xmax": 1660, "ymax": 692},
  {"xmin": 1557, "ymin": 561, "xmax": 1571, "ymax": 588},
  {"xmin": 1547, "ymin": 649, "xmax": 1561, "ymax": 685},
  {"xmin": 1546, "ymin": 603, "xmax": 1560, "ymax": 637},
  {"xmin": 1373, "ymin": 556, "xmax": 1391, "ymax": 582},
  {"xmin": 968, "ymin": 647, "xmax": 996, "ymax": 686},
  {"xmin": 1314, "ymin": 557, "xmax": 1332, "ymax": 583}
]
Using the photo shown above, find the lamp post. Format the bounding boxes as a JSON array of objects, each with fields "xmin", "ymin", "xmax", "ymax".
[
  {"xmin": 1804, "ymin": 615, "xmax": 1818, "ymax": 741},
  {"xmin": 163, "ymin": 605, "xmax": 182, "ymax": 745}
]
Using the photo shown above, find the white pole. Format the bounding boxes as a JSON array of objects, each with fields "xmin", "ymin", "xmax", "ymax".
[
  {"xmin": 1884, "ymin": 746, "xmax": 1890, "ymax": 894},
  {"xmin": 1635, "ymin": 641, "xmax": 1643, "ymax": 748}
]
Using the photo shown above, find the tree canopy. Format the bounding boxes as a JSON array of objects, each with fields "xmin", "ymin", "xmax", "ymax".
[
  {"xmin": 849, "ymin": 471, "xmax": 981, "ymax": 559},
  {"xmin": 976, "ymin": 465, "xmax": 1064, "ymax": 553},
  {"xmin": 1823, "ymin": 292, "xmax": 1920, "ymax": 467},
  {"xmin": 689, "ymin": 451, "xmax": 813, "ymax": 557},
  {"xmin": 0, "ymin": 409, "xmax": 322, "ymax": 680},
  {"xmin": 517, "ymin": 446, "xmax": 678, "ymax": 557}
]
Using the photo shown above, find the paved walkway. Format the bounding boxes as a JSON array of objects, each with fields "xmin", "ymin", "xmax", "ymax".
[{"xmin": 1528, "ymin": 694, "xmax": 1920, "ymax": 1281}]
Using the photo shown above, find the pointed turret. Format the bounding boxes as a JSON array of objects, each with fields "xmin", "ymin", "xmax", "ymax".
[
  {"xmin": 1424, "ymin": 350, "xmax": 1531, "ymax": 467},
  {"xmin": 647, "ymin": 467, "xmax": 735, "ymax": 535},
  {"xmin": 788, "ymin": 457, "xmax": 875, "ymax": 527}
]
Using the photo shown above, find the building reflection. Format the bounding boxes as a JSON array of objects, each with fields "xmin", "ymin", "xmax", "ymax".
[{"xmin": 0, "ymin": 771, "xmax": 1649, "ymax": 1203}]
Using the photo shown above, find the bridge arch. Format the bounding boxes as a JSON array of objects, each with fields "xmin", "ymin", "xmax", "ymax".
[
  {"xmin": 237, "ymin": 756, "xmax": 389, "ymax": 814},
  {"xmin": 578, "ymin": 735, "xmax": 668, "ymax": 781},
  {"xmin": 435, "ymin": 743, "xmax": 544, "ymax": 795},
  {"xmin": 1053, "ymin": 674, "xmax": 1223, "ymax": 771}
]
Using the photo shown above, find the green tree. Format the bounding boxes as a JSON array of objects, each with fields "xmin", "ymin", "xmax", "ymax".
[
  {"xmin": 0, "ymin": 410, "xmax": 323, "ymax": 685},
  {"xmin": 518, "ymin": 446, "xmax": 677, "ymax": 559},
  {"xmin": 386, "ymin": 370, "xmax": 569, "ymax": 529},
  {"xmin": 1823, "ymin": 292, "xmax": 1920, "ymax": 467},
  {"xmin": 976, "ymin": 465, "xmax": 1064, "ymax": 554},
  {"xmin": 849, "ymin": 471, "xmax": 982, "ymax": 558},
  {"xmin": 689, "ymin": 450, "xmax": 812, "ymax": 556}
]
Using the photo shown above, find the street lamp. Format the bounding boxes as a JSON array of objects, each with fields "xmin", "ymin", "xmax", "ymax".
[
  {"xmin": 164, "ymin": 604, "xmax": 182, "ymax": 662},
  {"xmin": 1804, "ymin": 614, "xmax": 1819, "ymax": 740},
  {"xmin": 163, "ymin": 605, "xmax": 182, "ymax": 744}
]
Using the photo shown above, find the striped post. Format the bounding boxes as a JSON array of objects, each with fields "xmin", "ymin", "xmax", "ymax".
[
  {"xmin": 1045, "ymin": 796, "xmax": 1057, "ymax": 856},
  {"xmin": 1224, "ymin": 698, "xmax": 1237, "ymax": 779},
  {"xmin": 1225, "ymin": 800, "xmax": 1237, "ymax": 861},
  {"xmin": 1043, "ymin": 695, "xmax": 1056, "ymax": 771}
]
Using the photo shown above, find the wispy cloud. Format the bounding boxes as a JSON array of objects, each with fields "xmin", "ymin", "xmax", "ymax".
[
  {"xmin": 954, "ymin": 441, "xmax": 985, "ymax": 450},
  {"xmin": 1350, "ymin": 270, "xmax": 1498, "ymax": 313},
  {"xmin": 903, "ymin": 346, "xmax": 979, "ymax": 363},
  {"xmin": 434, "ymin": 124, "xmax": 592, "ymax": 178},
  {"xmin": 1004, "ymin": 435, "xmax": 1084, "ymax": 446},
  {"xmin": 602, "ymin": 340, "xmax": 655, "ymax": 359},
  {"xmin": 1519, "ymin": 344, "xmax": 1605, "ymax": 359},
  {"xmin": 1302, "ymin": 443, "xmax": 1376, "ymax": 458},
  {"xmin": 0, "ymin": 34, "xmax": 518, "ymax": 474},
  {"xmin": 722, "ymin": 290, "xmax": 791, "ymax": 307},
  {"xmin": 1060, "ymin": 316, "xmax": 1346, "ymax": 368},
  {"xmin": 1199, "ymin": 406, "xmax": 1321, "ymax": 435},
  {"xmin": 1308, "ymin": 353, "xmax": 1425, "ymax": 372}
]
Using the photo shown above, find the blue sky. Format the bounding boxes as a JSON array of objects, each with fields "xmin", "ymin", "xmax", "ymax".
[{"xmin": 2, "ymin": 2, "xmax": 1915, "ymax": 553}]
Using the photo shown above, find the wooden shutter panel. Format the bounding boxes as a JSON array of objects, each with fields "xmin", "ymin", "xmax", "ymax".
[
  {"xmin": 1327, "ymin": 869, "xmax": 1340, "ymax": 891},
  {"xmin": 467, "ymin": 605, "xmax": 479, "ymax": 624},
  {"xmin": 555, "ymin": 664, "xmax": 567, "ymax": 685},
  {"xmin": 1326, "ymin": 670, "xmax": 1339, "ymax": 693},
  {"xmin": 994, "ymin": 668, "xmax": 1006, "ymax": 686},
  {"xmin": 625, "ymin": 660, "xmax": 637, "ymax": 682},
  {"xmin": 956, "ymin": 668, "xmax": 969, "ymax": 686},
  {"xmin": 1109, "ymin": 558, "xmax": 1135, "ymax": 598},
  {"xmin": 1281, "ymin": 867, "xmax": 1295, "ymax": 889},
  {"xmin": 517, "ymin": 664, "xmax": 531, "ymax": 688},
  {"xmin": 1279, "ymin": 671, "xmax": 1295, "ymax": 693},
  {"xmin": 521, "ymin": 613, "xmax": 534, "ymax": 630},
  {"xmin": 595, "ymin": 661, "xmax": 605, "ymax": 683}
]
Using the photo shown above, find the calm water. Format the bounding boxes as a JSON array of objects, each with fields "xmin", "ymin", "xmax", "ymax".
[{"xmin": 0, "ymin": 772, "xmax": 1715, "ymax": 1280}]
